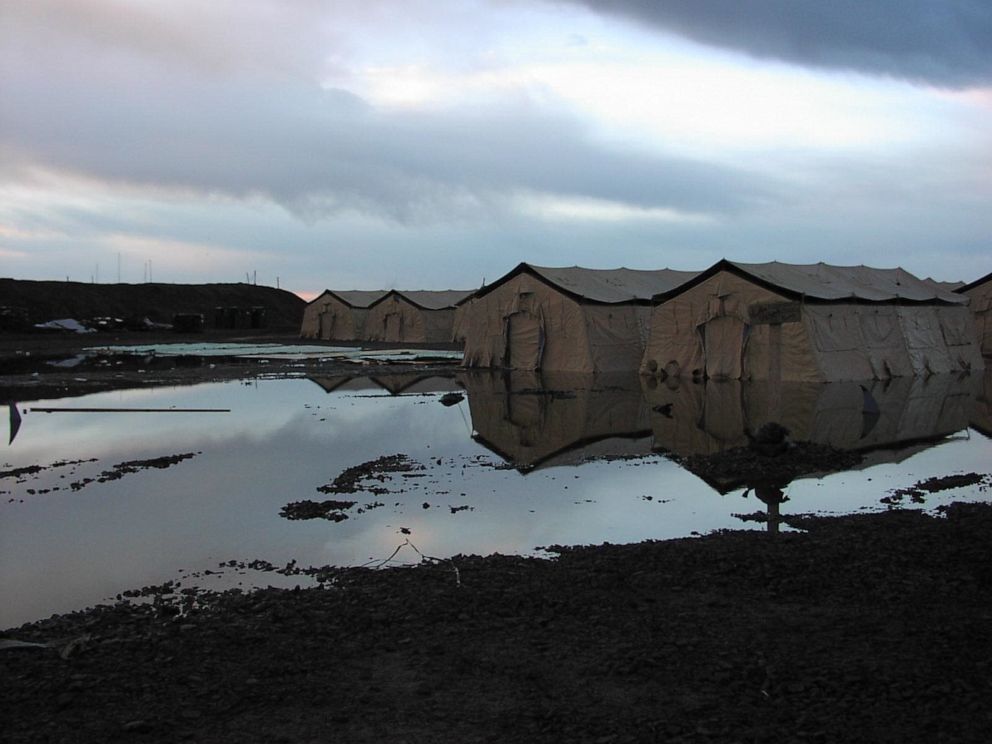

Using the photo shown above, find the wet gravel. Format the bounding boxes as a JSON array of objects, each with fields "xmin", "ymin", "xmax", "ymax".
[{"xmin": 3, "ymin": 502, "xmax": 991, "ymax": 743}]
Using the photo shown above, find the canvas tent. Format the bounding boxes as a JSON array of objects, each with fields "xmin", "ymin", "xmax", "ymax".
[
  {"xmin": 463, "ymin": 370, "xmax": 653, "ymax": 471},
  {"xmin": 641, "ymin": 260, "xmax": 984, "ymax": 382},
  {"xmin": 460, "ymin": 262, "xmax": 698, "ymax": 373},
  {"xmin": 300, "ymin": 290, "xmax": 387, "ymax": 341},
  {"xmin": 970, "ymin": 366, "xmax": 992, "ymax": 438},
  {"xmin": 957, "ymin": 270, "xmax": 992, "ymax": 357},
  {"xmin": 451, "ymin": 293, "xmax": 478, "ymax": 345},
  {"xmin": 364, "ymin": 290, "xmax": 474, "ymax": 344}
]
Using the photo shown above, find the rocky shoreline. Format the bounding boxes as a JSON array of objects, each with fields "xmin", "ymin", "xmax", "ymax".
[{"xmin": 4, "ymin": 502, "xmax": 991, "ymax": 743}]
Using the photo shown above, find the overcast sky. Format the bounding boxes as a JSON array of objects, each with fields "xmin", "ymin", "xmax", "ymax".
[{"xmin": 1, "ymin": 0, "xmax": 990, "ymax": 298}]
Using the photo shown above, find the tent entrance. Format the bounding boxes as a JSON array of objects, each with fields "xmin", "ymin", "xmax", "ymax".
[
  {"xmin": 318, "ymin": 310, "xmax": 334, "ymax": 340},
  {"xmin": 702, "ymin": 315, "xmax": 748, "ymax": 379},
  {"xmin": 505, "ymin": 311, "xmax": 544, "ymax": 370},
  {"xmin": 384, "ymin": 312, "xmax": 402, "ymax": 342}
]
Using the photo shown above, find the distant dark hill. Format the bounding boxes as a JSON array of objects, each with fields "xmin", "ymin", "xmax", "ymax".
[{"xmin": 0, "ymin": 279, "xmax": 306, "ymax": 330}]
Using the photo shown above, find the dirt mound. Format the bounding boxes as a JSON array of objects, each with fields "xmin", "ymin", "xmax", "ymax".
[{"xmin": 0, "ymin": 278, "xmax": 305, "ymax": 329}]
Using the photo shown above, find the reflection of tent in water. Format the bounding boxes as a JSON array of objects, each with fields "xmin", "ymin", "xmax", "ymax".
[
  {"xmin": 300, "ymin": 290, "xmax": 388, "ymax": 341},
  {"xmin": 642, "ymin": 260, "xmax": 983, "ymax": 382},
  {"xmin": 645, "ymin": 373, "xmax": 976, "ymax": 490},
  {"xmin": 308, "ymin": 374, "xmax": 462, "ymax": 396},
  {"xmin": 460, "ymin": 262, "xmax": 698, "ymax": 373},
  {"xmin": 462, "ymin": 371, "xmax": 654, "ymax": 471},
  {"xmin": 364, "ymin": 290, "xmax": 475, "ymax": 344}
]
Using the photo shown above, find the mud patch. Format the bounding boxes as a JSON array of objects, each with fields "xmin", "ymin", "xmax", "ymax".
[
  {"xmin": 68, "ymin": 453, "xmax": 200, "ymax": 491},
  {"xmin": 316, "ymin": 453, "xmax": 425, "ymax": 496},
  {"xmin": 280, "ymin": 499, "xmax": 357, "ymax": 522},
  {"xmin": 1, "ymin": 458, "xmax": 97, "ymax": 483},
  {"xmin": 880, "ymin": 472, "xmax": 992, "ymax": 506}
]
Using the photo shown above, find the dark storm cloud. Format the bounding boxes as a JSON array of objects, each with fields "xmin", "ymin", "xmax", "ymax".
[
  {"xmin": 0, "ymin": 65, "xmax": 770, "ymax": 223},
  {"xmin": 566, "ymin": 0, "xmax": 992, "ymax": 87}
]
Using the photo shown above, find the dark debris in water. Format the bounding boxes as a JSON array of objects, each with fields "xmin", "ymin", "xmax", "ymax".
[
  {"xmin": 880, "ymin": 472, "xmax": 991, "ymax": 506},
  {"xmin": 316, "ymin": 453, "xmax": 425, "ymax": 496},
  {"xmin": 438, "ymin": 392, "xmax": 463, "ymax": 406},
  {"xmin": 98, "ymin": 453, "xmax": 200, "ymax": 481},
  {"xmin": 70, "ymin": 452, "xmax": 200, "ymax": 491},
  {"xmin": 1, "ymin": 458, "xmax": 97, "ymax": 482},
  {"xmin": 5, "ymin": 455, "xmax": 197, "ymax": 496},
  {"xmin": 280, "ymin": 499, "xmax": 356, "ymax": 521}
]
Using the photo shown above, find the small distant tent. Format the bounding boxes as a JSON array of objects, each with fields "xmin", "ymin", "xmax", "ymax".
[
  {"xmin": 363, "ymin": 290, "xmax": 475, "ymax": 344},
  {"xmin": 300, "ymin": 290, "xmax": 387, "ymax": 341},
  {"xmin": 641, "ymin": 260, "xmax": 984, "ymax": 382},
  {"xmin": 957, "ymin": 270, "xmax": 992, "ymax": 357},
  {"xmin": 460, "ymin": 262, "xmax": 698, "ymax": 373}
]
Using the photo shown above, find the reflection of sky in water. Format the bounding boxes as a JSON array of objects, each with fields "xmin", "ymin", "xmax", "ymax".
[{"xmin": 2, "ymin": 376, "xmax": 990, "ymax": 628}]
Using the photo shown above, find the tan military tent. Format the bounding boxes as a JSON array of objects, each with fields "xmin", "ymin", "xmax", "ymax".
[
  {"xmin": 970, "ymin": 367, "xmax": 992, "ymax": 438},
  {"xmin": 641, "ymin": 260, "xmax": 984, "ymax": 382},
  {"xmin": 460, "ymin": 262, "xmax": 698, "ymax": 373},
  {"xmin": 451, "ymin": 294, "xmax": 477, "ymax": 345},
  {"xmin": 363, "ymin": 290, "xmax": 474, "ymax": 344},
  {"xmin": 300, "ymin": 290, "xmax": 387, "ymax": 341},
  {"xmin": 958, "ymin": 270, "xmax": 992, "ymax": 357}
]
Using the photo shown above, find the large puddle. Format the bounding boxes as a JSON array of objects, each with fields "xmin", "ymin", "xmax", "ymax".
[{"xmin": 3, "ymin": 368, "xmax": 991, "ymax": 628}]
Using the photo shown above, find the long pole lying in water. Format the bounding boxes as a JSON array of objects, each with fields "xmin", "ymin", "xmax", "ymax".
[{"xmin": 27, "ymin": 408, "xmax": 231, "ymax": 413}]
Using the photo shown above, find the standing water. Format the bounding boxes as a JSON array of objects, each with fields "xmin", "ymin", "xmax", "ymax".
[{"xmin": 2, "ymin": 369, "xmax": 990, "ymax": 628}]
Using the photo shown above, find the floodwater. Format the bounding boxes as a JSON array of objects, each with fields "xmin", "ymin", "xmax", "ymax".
[{"xmin": 3, "ymin": 367, "xmax": 991, "ymax": 628}]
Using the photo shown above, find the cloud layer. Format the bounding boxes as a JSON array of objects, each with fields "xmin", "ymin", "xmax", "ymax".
[
  {"xmin": 1, "ymin": 1, "xmax": 989, "ymax": 292},
  {"xmin": 567, "ymin": 0, "xmax": 992, "ymax": 87}
]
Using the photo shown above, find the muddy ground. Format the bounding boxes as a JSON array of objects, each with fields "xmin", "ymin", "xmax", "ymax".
[
  {"xmin": 2, "ymin": 503, "xmax": 990, "ymax": 743},
  {"xmin": 3, "ymin": 331, "xmax": 991, "ymax": 742}
]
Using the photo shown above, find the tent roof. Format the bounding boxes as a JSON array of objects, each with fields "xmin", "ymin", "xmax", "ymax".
[
  {"xmin": 923, "ymin": 278, "xmax": 966, "ymax": 292},
  {"xmin": 958, "ymin": 269, "xmax": 992, "ymax": 294},
  {"xmin": 307, "ymin": 289, "xmax": 389, "ymax": 308},
  {"xmin": 476, "ymin": 262, "xmax": 699, "ymax": 305},
  {"xmin": 653, "ymin": 259, "xmax": 970, "ymax": 305},
  {"xmin": 370, "ymin": 289, "xmax": 476, "ymax": 311}
]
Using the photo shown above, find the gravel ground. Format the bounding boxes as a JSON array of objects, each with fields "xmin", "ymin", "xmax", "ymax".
[{"xmin": 3, "ymin": 502, "xmax": 991, "ymax": 743}]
